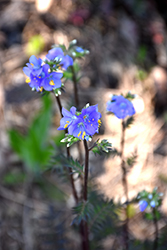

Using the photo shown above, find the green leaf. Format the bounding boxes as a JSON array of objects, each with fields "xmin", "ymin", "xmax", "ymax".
[
  {"xmin": 145, "ymin": 212, "xmax": 153, "ymax": 220},
  {"xmin": 72, "ymin": 201, "xmax": 94, "ymax": 225},
  {"xmin": 125, "ymin": 92, "xmax": 136, "ymax": 100},
  {"xmin": 51, "ymin": 154, "xmax": 83, "ymax": 175},
  {"xmin": 63, "ymin": 70, "xmax": 73, "ymax": 80},
  {"xmin": 9, "ymin": 95, "xmax": 53, "ymax": 172},
  {"xmin": 73, "ymin": 61, "xmax": 80, "ymax": 73},
  {"xmin": 124, "ymin": 116, "xmax": 135, "ymax": 128},
  {"xmin": 92, "ymin": 139, "xmax": 112, "ymax": 155},
  {"xmin": 61, "ymin": 134, "xmax": 79, "ymax": 147},
  {"xmin": 126, "ymin": 151, "xmax": 137, "ymax": 168}
]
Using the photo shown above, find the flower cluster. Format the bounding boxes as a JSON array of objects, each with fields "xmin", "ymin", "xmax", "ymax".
[
  {"xmin": 106, "ymin": 95, "xmax": 135, "ymax": 119},
  {"xmin": 58, "ymin": 104, "xmax": 101, "ymax": 140},
  {"xmin": 23, "ymin": 47, "xmax": 73, "ymax": 92},
  {"xmin": 137, "ymin": 189, "xmax": 163, "ymax": 212}
]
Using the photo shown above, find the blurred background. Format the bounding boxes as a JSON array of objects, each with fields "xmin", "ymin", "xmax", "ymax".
[{"xmin": 0, "ymin": 0, "xmax": 167, "ymax": 249}]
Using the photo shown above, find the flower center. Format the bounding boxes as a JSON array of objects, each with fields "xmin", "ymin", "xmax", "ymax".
[
  {"xmin": 26, "ymin": 77, "xmax": 30, "ymax": 83},
  {"xmin": 120, "ymin": 102, "xmax": 126, "ymax": 108},
  {"xmin": 49, "ymin": 80, "xmax": 55, "ymax": 86}
]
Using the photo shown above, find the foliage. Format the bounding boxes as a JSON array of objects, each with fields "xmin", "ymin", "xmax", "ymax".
[
  {"xmin": 124, "ymin": 116, "xmax": 135, "ymax": 128},
  {"xmin": 50, "ymin": 154, "xmax": 83, "ymax": 176},
  {"xmin": 92, "ymin": 139, "xmax": 112, "ymax": 154},
  {"xmin": 126, "ymin": 150, "xmax": 137, "ymax": 168},
  {"xmin": 9, "ymin": 95, "xmax": 53, "ymax": 172},
  {"xmin": 26, "ymin": 34, "xmax": 45, "ymax": 56}
]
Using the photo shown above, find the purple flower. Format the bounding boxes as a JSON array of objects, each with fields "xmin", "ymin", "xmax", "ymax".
[
  {"xmin": 150, "ymin": 200, "xmax": 156, "ymax": 208},
  {"xmin": 23, "ymin": 55, "xmax": 43, "ymax": 77},
  {"xmin": 57, "ymin": 107, "xmax": 77, "ymax": 130},
  {"xmin": 139, "ymin": 200, "xmax": 148, "ymax": 212},
  {"xmin": 57, "ymin": 104, "xmax": 102, "ymax": 140},
  {"xmin": 107, "ymin": 95, "xmax": 135, "ymax": 119},
  {"xmin": 41, "ymin": 64, "xmax": 63, "ymax": 91},
  {"xmin": 80, "ymin": 105, "xmax": 101, "ymax": 134},
  {"xmin": 60, "ymin": 55, "xmax": 73, "ymax": 70},
  {"xmin": 46, "ymin": 47, "xmax": 73, "ymax": 70},
  {"xmin": 75, "ymin": 46, "xmax": 84, "ymax": 53},
  {"xmin": 68, "ymin": 117, "xmax": 87, "ymax": 140},
  {"xmin": 46, "ymin": 47, "xmax": 64, "ymax": 61}
]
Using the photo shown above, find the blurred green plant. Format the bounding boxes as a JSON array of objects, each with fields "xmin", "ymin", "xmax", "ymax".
[
  {"xmin": 9, "ymin": 95, "xmax": 53, "ymax": 173},
  {"xmin": 26, "ymin": 34, "xmax": 45, "ymax": 56}
]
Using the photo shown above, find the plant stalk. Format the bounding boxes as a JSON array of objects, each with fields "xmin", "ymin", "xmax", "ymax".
[
  {"xmin": 120, "ymin": 120, "xmax": 129, "ymax": 250},
  {"xmin": 71, "ymin": 65, "xmax": 83, "ymax": 165},
  {"xmin": 153, "ymin": 208, "xmax": 158, "ymax": 250},
  {"xmin": 82, "ymin": 139, "xmax": 90, "ymax": 250},
  {"xmin": 71, "ymin": 65, "xmax": 79, "ymax": 109},
  {"xmin": 54, "ymin": 93, "xmax": 78, "ymax": 204}
]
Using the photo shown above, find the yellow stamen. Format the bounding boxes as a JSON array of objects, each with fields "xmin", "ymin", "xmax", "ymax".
[
  {"xmin": 49, "ymin": 80, "xmax": 55, "ymax": 86},
  {"xmin": 66, "ymin": 121, "xmax": 70, "ymax": 123},
  {"xmin": 30, "ymin": 63, "xmax": 34, "ymax": 66},
  {"xmin": 26, "ymin": 77, "xmax": 30, "ymax": 83},
  {"xmin": 64, "ymin": 124, "xmax": 68, "ymax": 128},
  {"xmin": 39, "ymin": 87, "xmax": 43, "ymax": 92},
  {"xmin": 78, "ymin": 131, "xmax": 81, "ymax": 137},
  {"xmin": 82, "ymin": 131, "xmax": 86, "ymax": 139},
  {"xmin": 92, "ymin": 118, "xmax": 94, "ymax": 121},
  {"xmin": 98, "ymin": 119, "xmax": 102, "ymax": 127}
]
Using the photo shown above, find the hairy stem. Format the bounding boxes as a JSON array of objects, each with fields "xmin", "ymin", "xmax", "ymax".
[
  {"xmin": 82, "ymin": 140, "xmax": 90, "ymax": 250},
  {"xmin": 120, "ymin": 120, "xmax": 129, "ymax": 250},
  {"xmin": 71, "ymin": 65, "xmax": 79, "ymax": 109},
  {"xmin": 83, "ymin": 140, "xmax": 89, "ymax": 202},
  {"xmin": 153, "ymin": 208, "xmax": 158, "ymax": 250},
  {"xmin": 71, "ymin": 65, "xmax": 83, "ymax": 165},
  {"xmin": 54, "ymin": 93, "xmax": 78, "ymax": 204}
]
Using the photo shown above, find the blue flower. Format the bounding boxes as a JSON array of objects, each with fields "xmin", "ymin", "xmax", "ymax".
[
  {"xmin": 107, "ymin": 95, "xmax": 135, "ymax": 119},
  {"xmin": 139, "ymin": 200, "xmax": 148, "ymax": 212},
  {"xmin": 75, "ymin": 46, "xmax": 84, "ymax": 53},
  {"xmin": 58, "ymin": 104, "xmax": 102, "ymax": 140},
  {"xmin": 68, "ymin": 117, "xmax": 87, "ymax": 140},
  {"xmin": 46, "ymin": 47, "xmax": 73, "ymax": 70},
  {"xmin": 148, "ymin": 194, "xmax": 153, "ymax": 199},
  {"xmin": 60, "ymin": 55, "xmax": 73, "ymax": 70},
  {"xmin": 57, "ymin": 107, "xmax": 77, "ymax": 130},
  {"xmin": 41, "ymin": 64, "xmax": 63, "ymax": 91},
  {"xmin": 80, "ymin": 105, "xmax": 101, "ymax": 135},
  {"xmin": 23, "ymin": 55, "xmax": 43, "ymax": 77},
  {"xmin": 46, "ymin": 47, "xmax": 64, "ymax": 61},
  {"xmin": 150, "ymin": 200, "xmax": 156, "ymax": 208}
]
